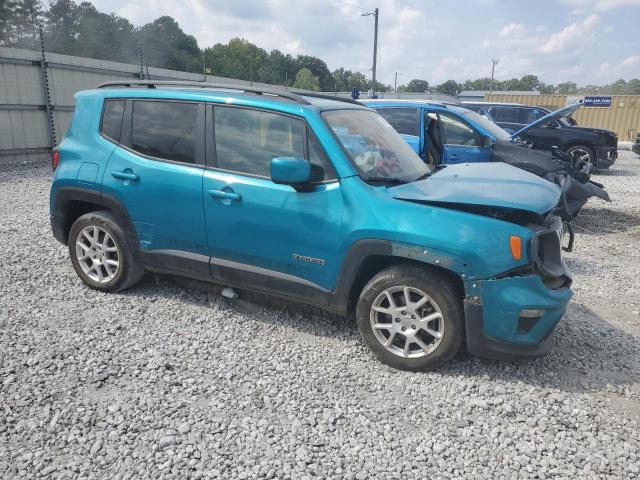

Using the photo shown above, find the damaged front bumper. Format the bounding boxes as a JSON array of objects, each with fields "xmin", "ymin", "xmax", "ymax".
[
  {"xmin": 464, "ymin": 275, "xmax": 572, "ymax": 359},
  {"xmin": 595, "ymin": 146, "xmax": 617, "ymax": 169},
  {"xmin": 463, "ymin": 214, "xmax": 573, "ymax": 359}
]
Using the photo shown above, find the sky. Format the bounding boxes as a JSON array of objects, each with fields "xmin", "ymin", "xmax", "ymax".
[{"xmin": 90, "ymin": 0, "xmax": 640, "ymax": 87}]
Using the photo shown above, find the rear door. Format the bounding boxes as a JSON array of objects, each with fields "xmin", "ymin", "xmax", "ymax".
[
  {"xmin": 101, "ymin": 99, "xmax": 209, "ymax": 275},
  {"xmin": 202, "ymin": 104, "xmax": 343, "ymax": 304},
  {"xmin": 438, "ymin": 111, "xmax": 491, "ymax": 164}
]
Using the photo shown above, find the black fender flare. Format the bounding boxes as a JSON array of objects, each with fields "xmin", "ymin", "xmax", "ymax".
[
  {"xmin": 328, "ymin": 239, "xmax": 466, "ymax": 316},
  {"xmin": 51, "ymin": 186, "xmax": 138, "ymax": 248}
]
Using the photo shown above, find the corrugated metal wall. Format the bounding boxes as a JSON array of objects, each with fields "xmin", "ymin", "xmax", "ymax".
[
  {"xmin": 486, "ymin": 93, "xmax": 640, "ymax": 141},
  {"xmin": 0, "ymin": 46, "xmax": 304, "ymax": 165}
]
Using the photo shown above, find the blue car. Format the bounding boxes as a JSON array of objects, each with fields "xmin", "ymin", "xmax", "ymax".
[
  {"xmin": 363, "ymin": 100, "xmax": 609, "ymax": 219},
  {"xmin": 50, "ymin": 82, "xmax": 572, "ymax": 370}
]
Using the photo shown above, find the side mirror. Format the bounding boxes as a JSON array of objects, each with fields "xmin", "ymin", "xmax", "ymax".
[
  {"xmin": 482, "ymin": 135, "xmax": 495, "ymax": 149},
  {"xmin": 270, "ymin": 157, "xmax": 311, "ymax": 187}
]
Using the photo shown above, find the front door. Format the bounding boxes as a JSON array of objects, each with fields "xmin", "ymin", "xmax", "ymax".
[
  {"xmin": 101, "ymin": 99, "xmax": 209, "ymax": 274},
  {"xmin": 202, "ymin": 105, "xmax": 343, "ymax": 304},
  {"xmin": 438, "ymin": 111, "xmax": 492, "ymax": 164}
]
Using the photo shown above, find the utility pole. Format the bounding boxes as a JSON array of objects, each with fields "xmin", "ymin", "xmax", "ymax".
[
  {"xmin": 362, "ymin": 8, "xmax": 379, "ymax": 98},
  {"xmin": 489, "ymin": 58, "xmax": 498, "ymax": 95},
  {"xmin": 394, "ymin": 71, "xmax": 401, "ymax": 93}
]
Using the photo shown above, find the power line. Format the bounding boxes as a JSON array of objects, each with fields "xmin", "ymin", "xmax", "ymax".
[{"xmin": 333, "ymin": 0, "xmax": 372, "ymax": 13}]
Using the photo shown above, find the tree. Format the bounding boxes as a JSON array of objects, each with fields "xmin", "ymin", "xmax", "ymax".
[
  {"xmin": 627, "ymin": 79, "xmax": 640, "ymax": 95},
  {"xmin": 293, "ymin": 67, "xmax": 320, "ymax": 91},
  {"xmin": 1, "ymin": 0, "xmax": 42, "ymax": 47},
  {"xmin": 294, "ymin": 55, "xmax": 332, "ymax": 90},
  {"xmin": 0, "ymin": 0, "xmax": 18, "ymax": 45},
  {"xmin": 556, "ymin": 81, "xmax": 578, "ymax": 95},
  {"xmin": 518, "ymin": 74, "xmax": 541, "ymax": 91},
  {"xmin": 45, "ymin": 0, "xmax": 80, "ymax": 54},
  {"xmin": 538, "ymin": 82, "xmax": 555, "ymax": 94},
  {"xmin": 332, "ymin": 68, "xmax": 368, "ymax": 92},
  {"xmin": 461, "ymin": 77, "xmax": 493, "ymax": 91},
  {"xmin": 404, "ymin": 79, "xmax": 429, "ymax": 93},
  {"xmin": 205, "ymin": 38, "xmax": 268, "ymax": 81},
  {"xmin": 74, "ymin": 3, "xmax": 134, "ymax": 62},
  {"xmin": 434, "ymin": 80, "xmax": 460, "ymax": 96},
  {"xmin": 137, "ymin": 16, "xmax": 201, "ymax": 72}
]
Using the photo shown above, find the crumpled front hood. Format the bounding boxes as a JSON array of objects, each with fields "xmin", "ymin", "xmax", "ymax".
[
  {"xmin": 389, "ymin": 162, "xmax": 561, "ymax": 215},
  {"xmin": 512, "ymin": 103, "xmax": 583, "ymax": 138}
]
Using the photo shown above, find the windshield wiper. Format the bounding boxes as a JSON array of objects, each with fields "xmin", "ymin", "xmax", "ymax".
[
  {"xmin": 365, "ymin": 176, "xmax": 408, "ymax": 185},
  {"xmin": 412, "ymin": 171, "xmax": 433, "ymax": 182}
]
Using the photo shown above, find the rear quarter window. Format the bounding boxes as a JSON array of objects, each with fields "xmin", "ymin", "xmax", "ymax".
[
  {"xmin": 100, "ymin": 100, "xmax": 125, "ymax": 142},
  {"xmin": 375, "ymin": 107, "xmax": 420, "ymax": 136},
  {"xmin": 131, "ymin": 101, "xmax": 198, "ymax": 164}
]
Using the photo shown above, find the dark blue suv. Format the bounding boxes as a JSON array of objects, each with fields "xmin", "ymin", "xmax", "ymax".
[{"xmin": 50, "ymin": 81, "xmax": 573, "ymax": 370}]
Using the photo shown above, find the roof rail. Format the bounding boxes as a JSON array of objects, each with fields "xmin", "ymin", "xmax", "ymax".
[
  {"xmin": 290, "ymin": 91, "xmax": 363, "ymax": 106},
  {"xmin": 97, "ymin": 80, "xmax": 311, "ymax": 105}
]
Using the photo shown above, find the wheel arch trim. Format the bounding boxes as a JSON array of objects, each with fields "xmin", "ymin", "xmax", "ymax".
[
  {"xmin": 329, "ymin": 239, "xmax": 469, "ymax": 316},
  {"xmin": 51, "ymin": 186, "xmax": 138, "ymax": 248}
]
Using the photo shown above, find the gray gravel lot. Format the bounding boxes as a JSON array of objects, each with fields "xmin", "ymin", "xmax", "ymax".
[{"xmin": 1, "ymin": 151, "xmax": 639, "ymax": 479}]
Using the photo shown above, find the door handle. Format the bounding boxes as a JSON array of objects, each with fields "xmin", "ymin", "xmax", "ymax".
[
  {"xmin": 111, "ymin": 170, "xmax": 139, "ymax": 181},
  {"xmin": 208, "ymin": 189, "xmax": 242, "ymax": 202}
]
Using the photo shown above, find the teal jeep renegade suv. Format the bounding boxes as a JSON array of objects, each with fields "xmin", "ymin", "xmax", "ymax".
[{"xmin": 50, "ymin": 81, "xmax": 573, "ymax": 370}]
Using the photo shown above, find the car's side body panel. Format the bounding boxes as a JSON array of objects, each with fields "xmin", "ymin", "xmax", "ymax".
[{"xmin": 50, "ymin": 88, "xmax": 574, "ymax": 360}]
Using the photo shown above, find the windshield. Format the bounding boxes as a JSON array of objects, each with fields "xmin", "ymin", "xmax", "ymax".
[
  {"xmin": 322, "ymin": 109, "xmax": 429, "ymax": 183},
  {"xmin": 461, "ymin": 110, "xmax": 512, "ymax": 141}
]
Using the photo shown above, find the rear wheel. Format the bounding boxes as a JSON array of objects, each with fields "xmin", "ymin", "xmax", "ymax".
[
  {"xmin": 68, "ymin": 211, "xmax": 144, "ymax": 292},
  {"xmin": 566, "ymin": 145, "xmax": 596, "ymax": 167},
  {"xmin": 356, "ymin": 265, "xmax": 464, "ymax": 371}
]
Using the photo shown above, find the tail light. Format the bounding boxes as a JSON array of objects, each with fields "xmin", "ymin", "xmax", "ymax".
[{"xmin": 52, "ymin": 150, "xmax": 60, "ymax": 170}]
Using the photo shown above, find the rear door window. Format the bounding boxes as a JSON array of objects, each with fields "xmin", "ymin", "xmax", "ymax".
[
  {"xmin": 101, "ymin": 100, "xmax": 125, "ymax": 142},
  {"xmin": 490, "ymin": 106, "xmax": 520, "ymax": 123},
  {"xmin": 131, "ymin": 101, "xmax": 198, "ymax": 164},
  {"xmin": 375, "ymin": 107, "xmax": 420, "ymax": 136}
]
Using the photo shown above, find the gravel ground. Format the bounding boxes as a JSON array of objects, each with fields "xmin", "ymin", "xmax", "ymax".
[{"xmin": 1, "ymin": 151, "xmax": 639, "ymax": 479}]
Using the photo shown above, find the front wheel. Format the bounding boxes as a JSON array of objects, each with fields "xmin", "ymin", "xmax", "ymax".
[
  {"xmin": 566, "ymin": 145, "xmax": 596, "ymax": 167},
  {"xmin": 356, "ymin": 265, "xmax": 464, "ymax": 371}
]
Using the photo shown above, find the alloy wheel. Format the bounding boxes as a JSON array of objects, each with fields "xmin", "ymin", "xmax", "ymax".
[
  {"xmin": 369, "ymin": 285, "xmax": 445, "ymax": 358},
  {"xmin": 568, "ymin": 147, "xmax": 591, "ymax": 163},
  {"xmin": 75, "ymin": 225, "xmax": 120, "ymax": 283}
]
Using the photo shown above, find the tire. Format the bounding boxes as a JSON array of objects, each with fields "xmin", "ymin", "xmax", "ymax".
[
  {"xmin": 68, "ymin": 210, "xmax": 144, "ymax": 293},
  {"xmin": 566, "ymin": 145, "xmax": 596, "ymax": 167},
  {"xmin": 355, "ymin": 265, "xmax": 464, "ymax": 371}
]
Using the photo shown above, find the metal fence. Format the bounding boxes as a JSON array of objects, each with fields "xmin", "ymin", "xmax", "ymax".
[{"xmin": 0, "ymin": 46, "xmax": 305, "ymax": 165}]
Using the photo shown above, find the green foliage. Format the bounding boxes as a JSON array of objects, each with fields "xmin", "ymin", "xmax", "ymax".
[
  {"xmin": 293, "ymin": 67, "xmax": 320, "ymax": 91},
  {"xmin": 332, "ymin": 67, "xmax": 368, "ymax": 92},
  {"xmin": 433, "ymin": 80, "xmax": 459, "ymax": 96},
  {"xmin": 2, "ymin": 1, "xmax": 639, "ymax": 95},
  {"xmin": 402, "ymin": 79, "xmax": 430, "ymax": 93},
  {"xmin": 0, "ymin": 0, "xmax": 43, "ymax": 48},
  {"xmin": 556, "ymin": 81, "xmax": 578, "ymax": 95}
]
